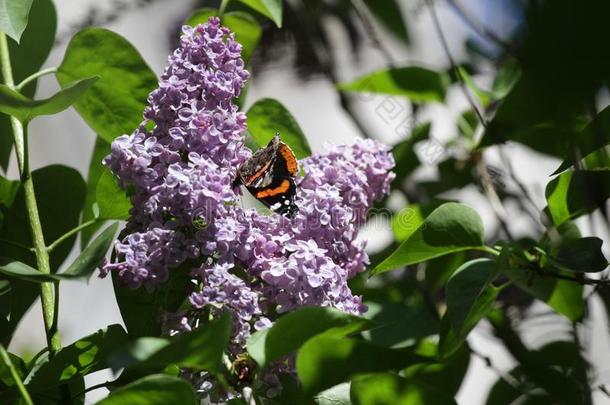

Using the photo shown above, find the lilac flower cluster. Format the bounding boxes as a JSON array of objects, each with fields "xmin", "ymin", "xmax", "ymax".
[{"xmin": 101, "ymin": 17, "xmax": 395, "ymax": 350}]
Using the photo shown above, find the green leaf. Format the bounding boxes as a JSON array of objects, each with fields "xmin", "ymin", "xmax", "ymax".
[
  {"xmin": 296, "ymin": 335, "xmax": 429, "ymax": 396},
  {"xmin": 81, "ymin": 138, "xmax": 110, "ymax": 247},
  {"xmin": 237, "ymin": 0, "xmax": 283, "ymax": 28},
  {"xmin": 62, "ymin": 222, "xmax": 119, "ymax": 279},
  {"xmin": 545, "ymin": 169, "xmax": 610, "ymax": 226},
  {"xmin": 391, "ymin": 199, "xmax": 450, "ymax": 243},
  {"xmin": 109, "ymin": 313, "xmax": 231, "ymax": 374},
  {"xmin": 351, "ymin": 373, "xmax": 458, "ymax": 405},
  {"xmin": 96, "ymin": 374, "xmax": 197, "ymax": 405},
  {"xmin": 0, "ymin": 0, "xmax": 33, "ymax": 42},
  {"xmin": 404, "ymin": 340, "xmax": 470, "ymax": 399},
  {"xmin": 491, "ymin": 58, "xmax": 521, "ymax": 99},
  {"xmin": 247, "ymin": 306, "xmax": 370, "ymax": 368},
  {"xmin": 372, "ymin": 203, "xmax": 484, "ymax": 275},
  {"xmin": 246, "ymin": 98, "xmax": 312, "ymax": 159},
  {"xmin": 0, "ymin": 175, "xmax": 19, "ymax": 207},
  {"xmin": 361, "ymin": 301, "xmax": 438, "ymax": 349},
  {"xmin": 96, "ymin": 169, "xmax": 131, "ymax": 220},
  {"xmin": 0, "ymin": 258, "xmax": 56, "ymax": 282},
  {"xmin": 338, "ymin": 67, "xmax": 448, "ymax": 103},
  {"xmin": 501, "ymin": 266, "xmax": 584, "ymax": 321},
  {"xmin": 0, "ymin": 77, "xmax": 97, "ymax": 122},
  {"xmin": 112, "ymin": 262, "xmax": 192, "ymax": 337},
  {"xmin": 544, "ymin": 237, "xmax": 608, "ymax": 273},
  {"xmin": 363, "ymin": 0, "xmax": 409, "ymax": 44},
  {"xmin": 56, "ymin": 27, "xmax": 157, "ymax": 144},
  {"xmin": 439, "ymin": 279, "xmax": 498, "ymax": 359},
  {"xmin": 25, "ymin": 324, "xmax": 128, "ymax": 392},
  {"xmin": 0, "ymin": 165, "xmax": 86, "ymax": 271},
  {"xmin": 186, "ymin": 9, "xmax": 261, "ymax": 64},
  {"xmin": 0, "ymin": 0, "xmax": 56, "ymax": 170},
  {"xmin": 446, "ymin": 258, "xmax": 498, "ymax": 337}
]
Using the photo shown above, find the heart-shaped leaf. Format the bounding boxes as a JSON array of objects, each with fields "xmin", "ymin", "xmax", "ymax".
[{"xmin": 0, "ymin": 0, "xmax": 33, "ymax": 42}]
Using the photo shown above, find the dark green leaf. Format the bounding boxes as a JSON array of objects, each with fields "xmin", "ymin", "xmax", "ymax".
[
  {"xmin": 351, "ymin": 373, "xmax": 457, "ymax": 405},
  {"xmin": 446, "ymin": 258, "xmax": 498, "ymax": 336},
  {"xmin": 0, "ymin": 175, "xmax": 18, "ymax": 207},
  {"xmin": 96, "ymin": 169, "xmax": 131, "ymax": 220},
  {"xmin": 247, "ymin": 306, "xmax": 370, "ymax": 368},
  {"xmin": 296, "ymin": 335, "xmax": 429, "ymax": 396},
  {"xmin": 0, "ymin": 77, "xmax": 97, "ymax": 122},
  {"xmin": 112, "ymin": 262, "xmax": 192, "ymax": 337},
  {"xmin": 109, "ymin": 313, "xmax": 231, "ymax": 374},
  {"xmin": 97, "ymin": 374, "xmax": 197, "ymax": 405},
  {"xmin": 373, "ymin": 203, "xmax": 484, "ymax": 275},
  {"xmin": 361, "ymin": 301, "xmax": 438, "ymax": 348},
  {"xmin": 56, "ymin": 28, "xmax": 157, "ymax": 144},
  {"xmin": 0, "ymin": 258, "xmax": 56, "ymax": 282},
  {"xmin": 500, "ymin": 266, "xmax": 584, "ymax": 321},
  {"xmin": 363, "ymin": 0, "xmax": 409, "ymax": 44},
  {"xmin": 25, "ymin": 324, "xmax": 128, "ymax": 392},
  {"xmin": 404, "ymin": 340, "xmax": 470, "ymax": 398},
  {"xmin": 0, "ymin": 0, "xmax": 56, "ymax": 170},
  {"xmin": 0, "ymin": 165, "xmax": 86, "ymax": 270},
  {"xmin": 62, "ymin": 222, "xmax": 119, "ymax": 279},
  {"xmin": 0, "ymin": 0, "xmax": 33, "ymax": 42},
  {"xmin": 237, "ymin": 0, "xmax": 283, "ymax": 27},
  {"xmin": 491, "ymin": 58, "xmax": 521, "ymax": 99},
  {"xmin": 544, "ymin": 237, "xmax": 608, "ymax": 273},
  {"xmin": 246, "ymin": 98, "xmax": 311, "ymax": 159},
  {"xmin": 545, "ymin": 169, "xmax": 610, "ymax": 226},
  {"xmin": 81, "ymin": 138, "xmax": 110, "ymax": 247},
  {"xmin": 186, "ymin": 9, "xmax": 261, "ymax": 64},
  {"xmin": 338, "ymin": 67, "xmax": 448, "ymax": 103}
]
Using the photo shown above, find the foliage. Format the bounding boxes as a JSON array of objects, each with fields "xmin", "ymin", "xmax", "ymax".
[{"xmin": 0, "ymin": 0, "xmax": 609, "ymax": 404}]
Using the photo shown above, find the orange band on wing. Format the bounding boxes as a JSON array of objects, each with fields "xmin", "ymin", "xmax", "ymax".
[
  {"xmin": 279, "ymin": 145, "xmax": 298, "ymax": 176},
  {"xmin": 255, "ymin": 179, "xmax": 290, "ymax": 198},
  {"xmin": 245, "ymin": 161, "xmax": 272, "ymax": 186}
]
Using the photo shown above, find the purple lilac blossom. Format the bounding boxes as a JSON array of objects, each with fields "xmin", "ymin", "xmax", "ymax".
[{"xmin": 101, "ymin": 17, "xmax": 395, "ymax": 349}]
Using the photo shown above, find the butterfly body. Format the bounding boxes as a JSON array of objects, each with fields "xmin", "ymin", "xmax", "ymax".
[{"xmin": 236, "ymin": 135, "xmax": 299, "ymax": 216}]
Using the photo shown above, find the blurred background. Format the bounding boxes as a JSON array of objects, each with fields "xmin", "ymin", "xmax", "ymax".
[{"xmin": 4, "ymin": 0, "xmax": 610, "ymax": 403}]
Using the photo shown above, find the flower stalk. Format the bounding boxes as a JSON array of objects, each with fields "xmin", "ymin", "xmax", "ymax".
[{"xmin": 0, "ymin": 33, "xmax": 61, "ymax": 355}]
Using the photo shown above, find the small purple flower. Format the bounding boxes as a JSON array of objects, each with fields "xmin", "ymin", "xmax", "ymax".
[{"xmin": 101, "ymin": 16, "xmax": 394, "ymax": 366}]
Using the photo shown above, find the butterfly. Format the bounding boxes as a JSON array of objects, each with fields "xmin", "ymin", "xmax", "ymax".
[{"xmin": 235, "ymin": 134, "xmax": 299, "ymax": 216}]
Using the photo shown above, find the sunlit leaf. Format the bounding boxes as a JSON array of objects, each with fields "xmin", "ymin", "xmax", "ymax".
[
  {"xmin": 338, "ymin": 67, "xmax": 448, "ymax": 103},
  {"xmin": 247, "ymin": 306, "xmax": 371, "ymax": 368},
  {"xmin": 351, "ymin": 372, "xmax": 457, "ymax": 405},
  {"xmin": 373, "ymin": 203, "xmax": 484, "ymax": 275},
  {"xmin": 62, "ymin": 222, "xmax": 119, "ymax": 280},
  {"xmin": 0, "ymin": 0, "xmax": 33, "ymax": 42},
  {"xmin": 56, "ymin": 28, "xmax": 157, "ymax": 144},
  {"xmin": 237, "ymin": 0, "xmax": 283, "ymax": 27},
  {"xmin": 297, "ymin": 335, "xmax": 429, "ymax": 396},
  {"xmin": 545, "ymin": 169, "xmax": 610, "ymax": 225}
]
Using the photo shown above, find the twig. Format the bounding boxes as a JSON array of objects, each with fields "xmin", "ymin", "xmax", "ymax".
[
  {"xmin": 498, "ymin": 146, "xmax": 543, "ymax": 229},
  {"xmin": 476, "ymin": 158, "xmax": 514, "ymax": 240},
  {"xmin": 350, "ymin": 0, "xmax": 397, "ymax": 67},
  {"xmin": 542, "ymin": 271, "xmax": 610, "ymax": 287},
  {"xmin": 446, "ymin": 0, "xmax": 517, "ymax": 57},
  {"xmin": 0, "ymin": 238, "xmax": 35, "ymax": 254},
  {"xmin": 0, "ymin": 344, "xmax": 34, "ymax": 405},
  {"xmin": 426, "ymin": 0, "xmax": 487, "ymax": 127},
  {"xmin": 71, "ymin": 380, "xmax": 114, "ymax": 400},
  {"xmin": 469, "ymin": 347, "xmax": 524, "ymax": 392},
  {"xmin": 599, "ymin": 384, "xmax": 610, "ymax": 398}
]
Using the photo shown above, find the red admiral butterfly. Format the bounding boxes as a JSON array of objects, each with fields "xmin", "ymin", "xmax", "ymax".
[{"xmin": 235, "ymin": 134, "xmax": 299, "ymax": 216}]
